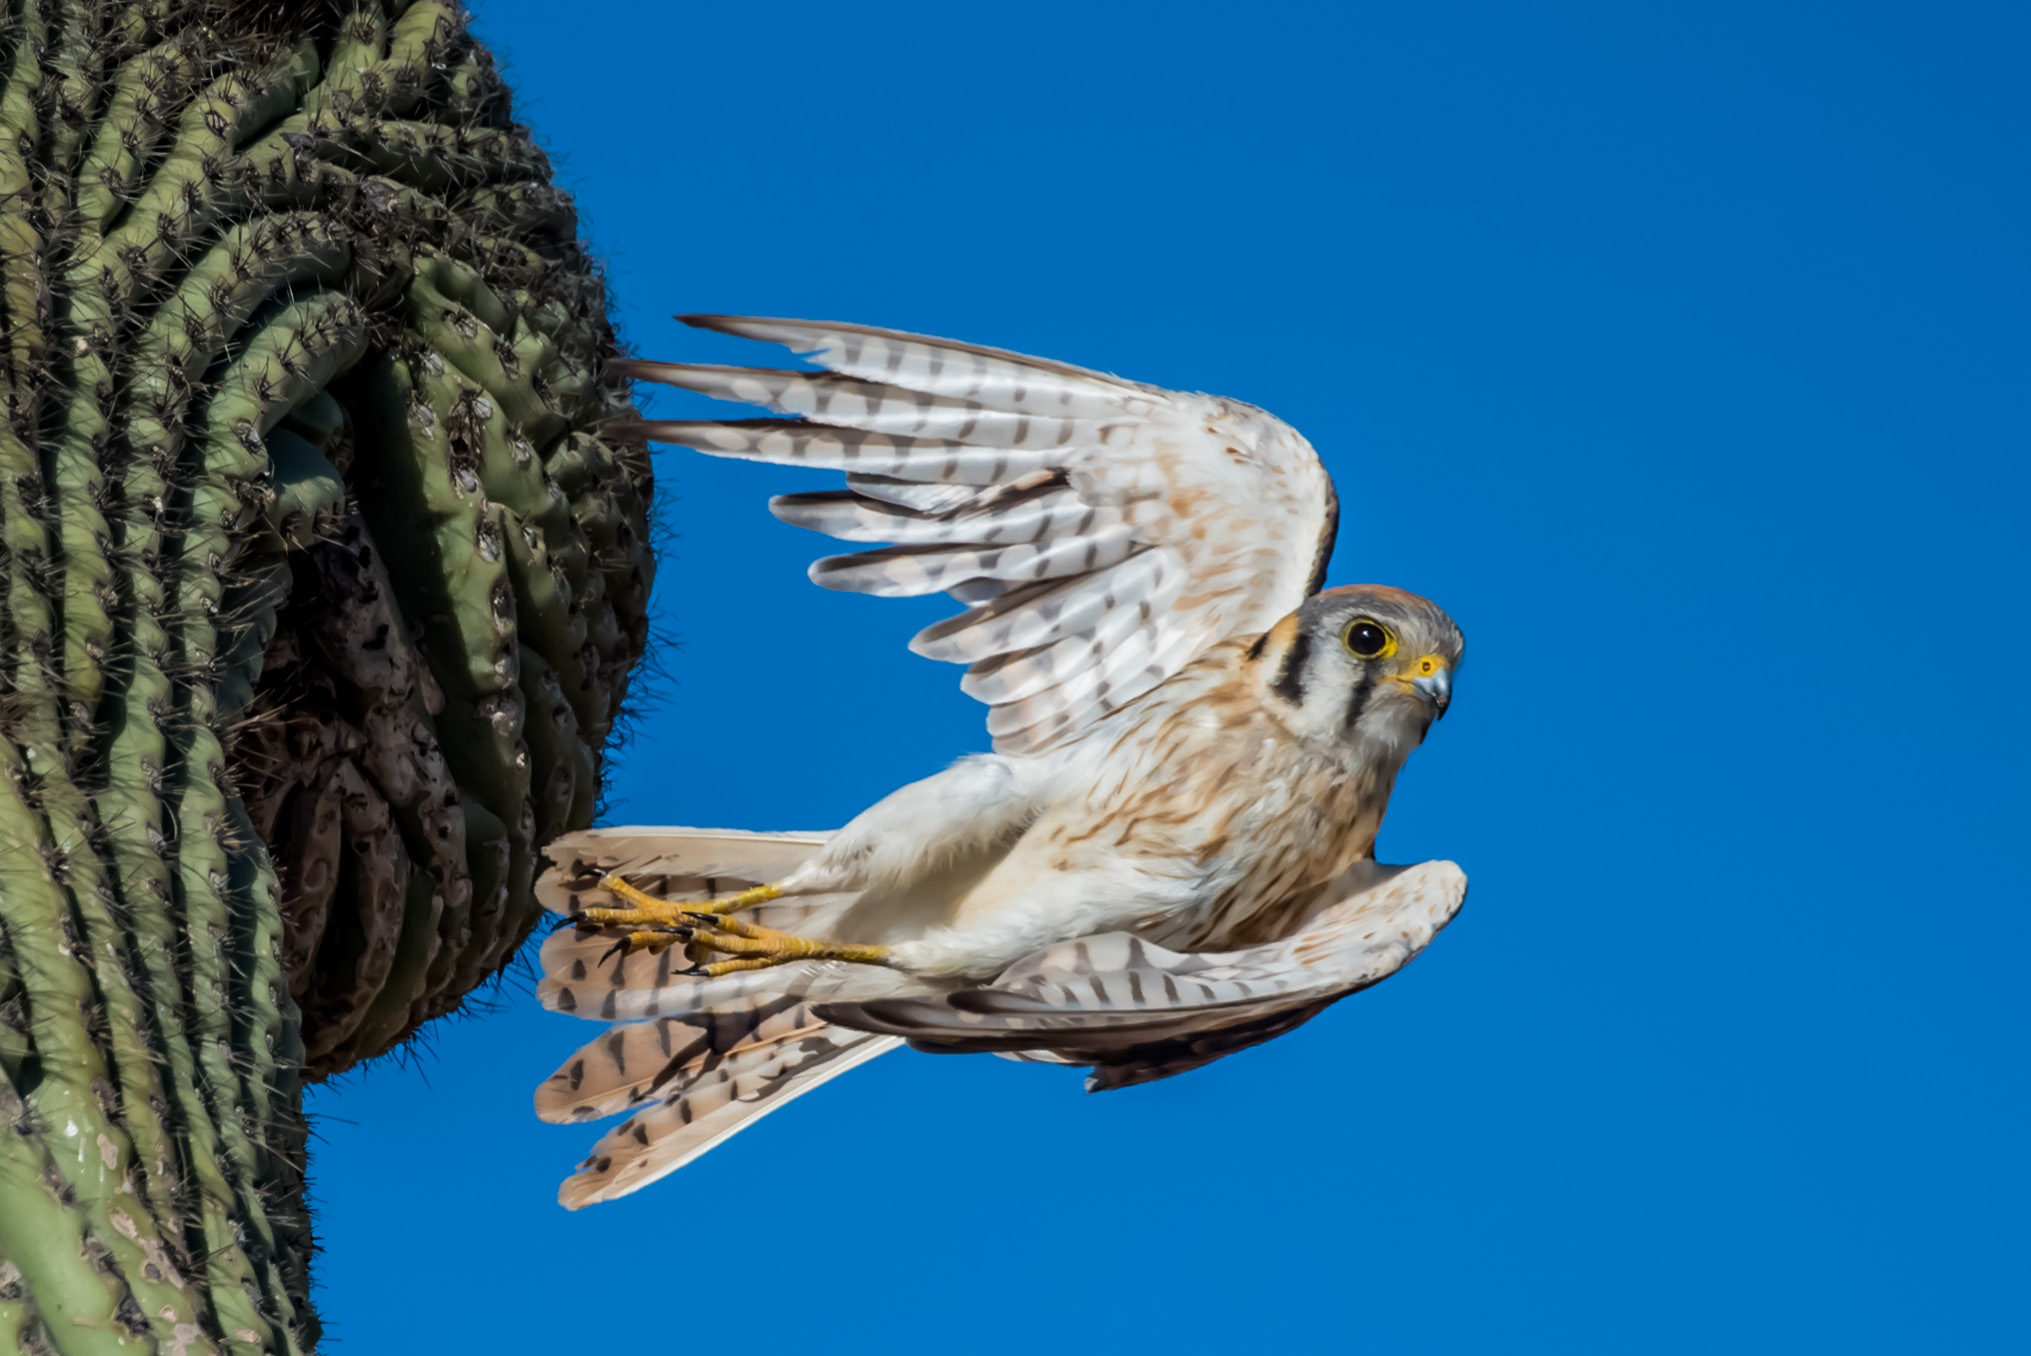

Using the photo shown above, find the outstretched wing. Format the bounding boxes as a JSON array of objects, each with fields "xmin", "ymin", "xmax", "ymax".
[
  {"xmin": 816, "ymin": 859, "xmax": 1466, "ymax": 1090},
  {"xmin": 614, "ymin": 316, "xmax": 1338, "ymax": 753}
]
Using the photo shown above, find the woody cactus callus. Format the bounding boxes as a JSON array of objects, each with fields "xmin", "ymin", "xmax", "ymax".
[{"xmin": 0, "ymin": 0, "xmax": 654, "ymax": 1350}]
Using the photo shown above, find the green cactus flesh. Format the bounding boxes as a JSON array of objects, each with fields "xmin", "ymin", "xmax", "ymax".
[{"xmin": 0, "ymin": 2, "xmax": 655, "ymax": 1349}]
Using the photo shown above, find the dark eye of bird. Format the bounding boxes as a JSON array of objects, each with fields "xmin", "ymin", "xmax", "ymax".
[{"xmin": 1345, "ymin": 620, "xmax": 1389, "ymax": 658}]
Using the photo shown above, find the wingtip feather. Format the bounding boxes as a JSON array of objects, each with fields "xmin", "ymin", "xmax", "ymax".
[{"xmin": 675, "ymin": 312, "xmax": 753, "ymax": 336}]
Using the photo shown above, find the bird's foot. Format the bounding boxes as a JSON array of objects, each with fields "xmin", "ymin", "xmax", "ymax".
[
  {"xmin": 577, "ymin": 871, "xmax": 783, "ymax": 929},
  {"xmin": 672, "ymin": 912, "xmax": 891, "ymax": 978},
  {"xmin": 576, "ymin": 880, "xmax": 889, "ymax": 977}
]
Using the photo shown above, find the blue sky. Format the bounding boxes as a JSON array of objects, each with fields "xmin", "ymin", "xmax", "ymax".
[{"xmin": 305, "ymin": 2, "xmax": 2027, "ymax": 1350}]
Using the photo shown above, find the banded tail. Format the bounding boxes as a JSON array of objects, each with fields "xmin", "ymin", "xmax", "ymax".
[{"xmin": 532, "ymin": 828, "xmax": 909, "ymax": 1208}]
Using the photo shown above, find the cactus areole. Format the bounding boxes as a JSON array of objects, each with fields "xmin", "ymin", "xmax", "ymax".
[{"xmin": 0, "ymin": 1, "xmax": 654, "ymax": 1348}]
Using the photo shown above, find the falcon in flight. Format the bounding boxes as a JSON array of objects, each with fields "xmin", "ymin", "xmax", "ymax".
[{"xmin": 533, "ymin": 316, "xmax": 1468, "ymax": 1207}]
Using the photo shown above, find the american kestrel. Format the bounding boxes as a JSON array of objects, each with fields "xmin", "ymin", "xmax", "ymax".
[{"xmin": 533, "ymin": 317, "xmax": 1468, "ymax": 1206}]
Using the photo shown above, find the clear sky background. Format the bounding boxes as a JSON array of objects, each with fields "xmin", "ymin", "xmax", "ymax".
[{"xmin": 305, "ymin": 2, "xmax": 2026, "ymax": 1351}]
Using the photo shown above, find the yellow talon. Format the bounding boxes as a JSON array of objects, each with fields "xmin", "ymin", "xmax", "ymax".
[
  {"xmin": 681, "ymin": 913, "xmax": 889, "ymax": 977},
  {"xmin": 577, "ymin": 876, "xmax": 882, "ymax": 975},
  {"xmin": 693, "ymin": 955, "xmax": 794, "ymax": 977},
  {"xmin": 592, "ymin": 873, "xmax": 783, "ymax": 917},
  {"xmin": 692, "ymin": 881, "xmax": 785, "ymax": 915}
]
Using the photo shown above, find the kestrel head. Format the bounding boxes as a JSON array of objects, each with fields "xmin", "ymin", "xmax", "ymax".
[{"xmin": 1250, "ymin": 584, "xmax": 1465, "ymax": 757}]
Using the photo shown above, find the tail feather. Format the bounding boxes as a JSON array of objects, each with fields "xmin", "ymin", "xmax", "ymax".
[
  {"xmin": 538, "ymin": 994, "xmax": 826, "ymax": 1124},
  {"xmin": 537, "ymin": 900, "xmax": 860, "ymax": 1022},
  {"xmin": 535, "ymin": 827, "xmax": 930, "ymax": 1206},
  {"xmin": 534, "ymin": 826, "xmax": 829, "ymax": 918},
  {"xmin": 557, "ymin": 1027, "xmax": 901, "ymax": 1209},
  {"xmin": 536, "ymin": 825, "xmax": 860, "ymax": 1021}
]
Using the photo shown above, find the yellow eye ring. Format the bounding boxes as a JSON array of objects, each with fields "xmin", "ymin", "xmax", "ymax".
[{"xmin": 1343, "ymin": 618, "xmax": 1397, "ymax": 660}]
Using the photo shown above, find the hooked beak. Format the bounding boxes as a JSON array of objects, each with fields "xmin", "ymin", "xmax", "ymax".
[{"xmin": 1409, "ymin": 661, "xmax": 1452, "ymax": 718}]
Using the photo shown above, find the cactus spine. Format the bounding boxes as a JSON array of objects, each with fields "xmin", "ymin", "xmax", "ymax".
[{"xmin": 0, "ymin": 2, "xmax": 655, "ymax": 1349}]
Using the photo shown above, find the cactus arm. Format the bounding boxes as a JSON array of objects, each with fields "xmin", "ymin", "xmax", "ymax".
[{"xmin": 0, "ymin": 4, "xmax": 655, "ymax": 1344}]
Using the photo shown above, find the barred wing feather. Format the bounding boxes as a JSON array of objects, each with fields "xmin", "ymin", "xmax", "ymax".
[
  {"xmin": 817, "ymin": 859, "xmax": 1467, "ymax": 1090},
  {"xmin": 613, "ymin": 315, "xmax": 1339, "ymax": 753}
]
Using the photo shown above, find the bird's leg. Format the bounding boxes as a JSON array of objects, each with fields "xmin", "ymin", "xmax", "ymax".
[
  {"xmin": 576, "ymin": 877, "xmax": 889, "ymax": 974},
  {"xmin": 676, "ymin": 912, "xmax": 891, "ymax": 978},
  {"xmin": 576, "ymin": 873, "xmax": 784, "ymax": 934}
]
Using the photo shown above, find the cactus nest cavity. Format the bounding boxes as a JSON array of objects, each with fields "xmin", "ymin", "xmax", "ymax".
[{"xmin": 0, "ymin": 0, "xmax": 655, "ymax": 1349}]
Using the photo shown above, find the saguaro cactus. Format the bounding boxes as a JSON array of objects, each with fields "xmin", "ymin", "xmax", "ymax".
[{"xmin": 0, "ymin": 1, "xmax": 654, "ymax": 1350}]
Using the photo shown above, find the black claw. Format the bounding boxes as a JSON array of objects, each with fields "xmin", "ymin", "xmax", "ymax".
[{"xmin": 597, "ymin": 926, "xmax": 693, "ymax": 965}]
